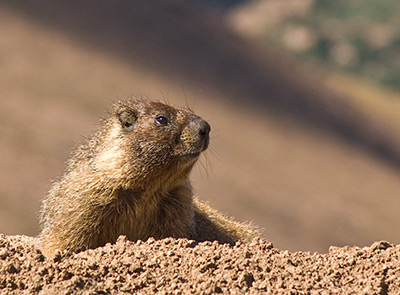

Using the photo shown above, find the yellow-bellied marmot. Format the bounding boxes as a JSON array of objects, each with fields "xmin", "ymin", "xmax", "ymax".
[{"xmin": 39, "ymin": 98, "xmax": 259, "ymax": 257}]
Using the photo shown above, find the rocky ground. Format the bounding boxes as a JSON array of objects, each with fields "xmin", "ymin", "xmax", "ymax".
[{"xmin": 0, "ymin": 235, "xmax": 399, "ymax": 294}]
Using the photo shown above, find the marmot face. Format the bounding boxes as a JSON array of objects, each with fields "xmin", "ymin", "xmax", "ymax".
[{"xmin": 95, "ymin": 98, "xmax": 210, "ymax": 186}]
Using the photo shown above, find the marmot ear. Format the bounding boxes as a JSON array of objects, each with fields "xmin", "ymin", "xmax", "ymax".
[{"xmin": 118, "ymin": 109, "xmax": 137, "ymax": 132}]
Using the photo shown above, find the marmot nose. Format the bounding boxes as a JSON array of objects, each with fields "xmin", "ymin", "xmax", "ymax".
[
  {"xmin": 199, "ymin": 120, "xmax": 210, "ymax": 151},
  {"xmin": 199, "ymin": 120, "xmax": 211, "ymax": 139}
]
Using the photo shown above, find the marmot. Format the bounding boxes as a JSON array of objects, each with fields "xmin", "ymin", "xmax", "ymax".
[{"xmin": 39, "ymin": 98, "xmax": 259, "ymax": 257}]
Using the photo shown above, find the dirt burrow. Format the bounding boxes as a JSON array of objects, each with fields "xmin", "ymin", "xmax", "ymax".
[{"xmin": 0, "ymin": 234, "xmax": 399, "ymax": 294}]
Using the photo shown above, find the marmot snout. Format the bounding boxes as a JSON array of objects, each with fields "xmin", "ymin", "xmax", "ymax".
[{"xmin": 179, "ymin": 116, "xmax": 210, "ymax": 158}]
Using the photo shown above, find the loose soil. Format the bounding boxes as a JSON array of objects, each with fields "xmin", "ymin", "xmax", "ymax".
[{"xmin": 1, "ymin": 235, "xmax": 399, "ymax": 294}]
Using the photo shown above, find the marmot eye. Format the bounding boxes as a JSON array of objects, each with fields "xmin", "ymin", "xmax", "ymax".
[{"xmin": 155, "ymin": 115, "xmax": 170, "ymax": 126}]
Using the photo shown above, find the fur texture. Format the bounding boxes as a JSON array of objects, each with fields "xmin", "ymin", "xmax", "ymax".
[{"xmin": 39, "ymin": 98, "xmax": 259, "ymax": 257}]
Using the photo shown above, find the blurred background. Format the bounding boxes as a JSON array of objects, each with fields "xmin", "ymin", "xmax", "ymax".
[{"xmin": 0, "ymin": 0, "xmax": 399, "ymax": 253}]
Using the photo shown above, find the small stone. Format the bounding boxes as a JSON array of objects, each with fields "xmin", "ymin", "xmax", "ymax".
[
  {"xmin": 0, "ymin": 248, "xmax": 9, "ymax": 260},
  {"xmin": 371, "ymin": 241, "xmax": 392, "ymax": 251}
]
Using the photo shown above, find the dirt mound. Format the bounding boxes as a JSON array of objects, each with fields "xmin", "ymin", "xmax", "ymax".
[{"xmin": 1, "ymin": 235, "xmax": 398, "ymax": 294}]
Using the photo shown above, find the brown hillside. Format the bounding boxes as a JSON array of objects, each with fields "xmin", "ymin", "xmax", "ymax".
[
  {"xmin": 0, "ymin": 1, "xmax": 399, "ymax": 252},
  {"xmin": 4, "ymin": 0, "xmax": 400, "ymax": 166}
]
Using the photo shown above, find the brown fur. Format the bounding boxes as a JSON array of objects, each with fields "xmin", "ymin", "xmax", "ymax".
[{"xmin": 39, "ymin": 98, "xmax": 259, "ymax": 257}]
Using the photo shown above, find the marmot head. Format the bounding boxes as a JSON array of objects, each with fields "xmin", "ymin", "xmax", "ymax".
[{"xmin": 93, "ymin": 98, "xmax": 210, "ymax": 188}]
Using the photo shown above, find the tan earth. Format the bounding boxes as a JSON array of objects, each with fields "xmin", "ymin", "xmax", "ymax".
[{"xmin": 1, "ymin": 234, "xmax": 399, "ymax": 294}]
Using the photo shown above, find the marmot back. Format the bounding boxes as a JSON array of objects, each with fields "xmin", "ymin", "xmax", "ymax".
[{"xmin": 39, "ymin": 98, "xmax": 259, "ymax": 257}]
